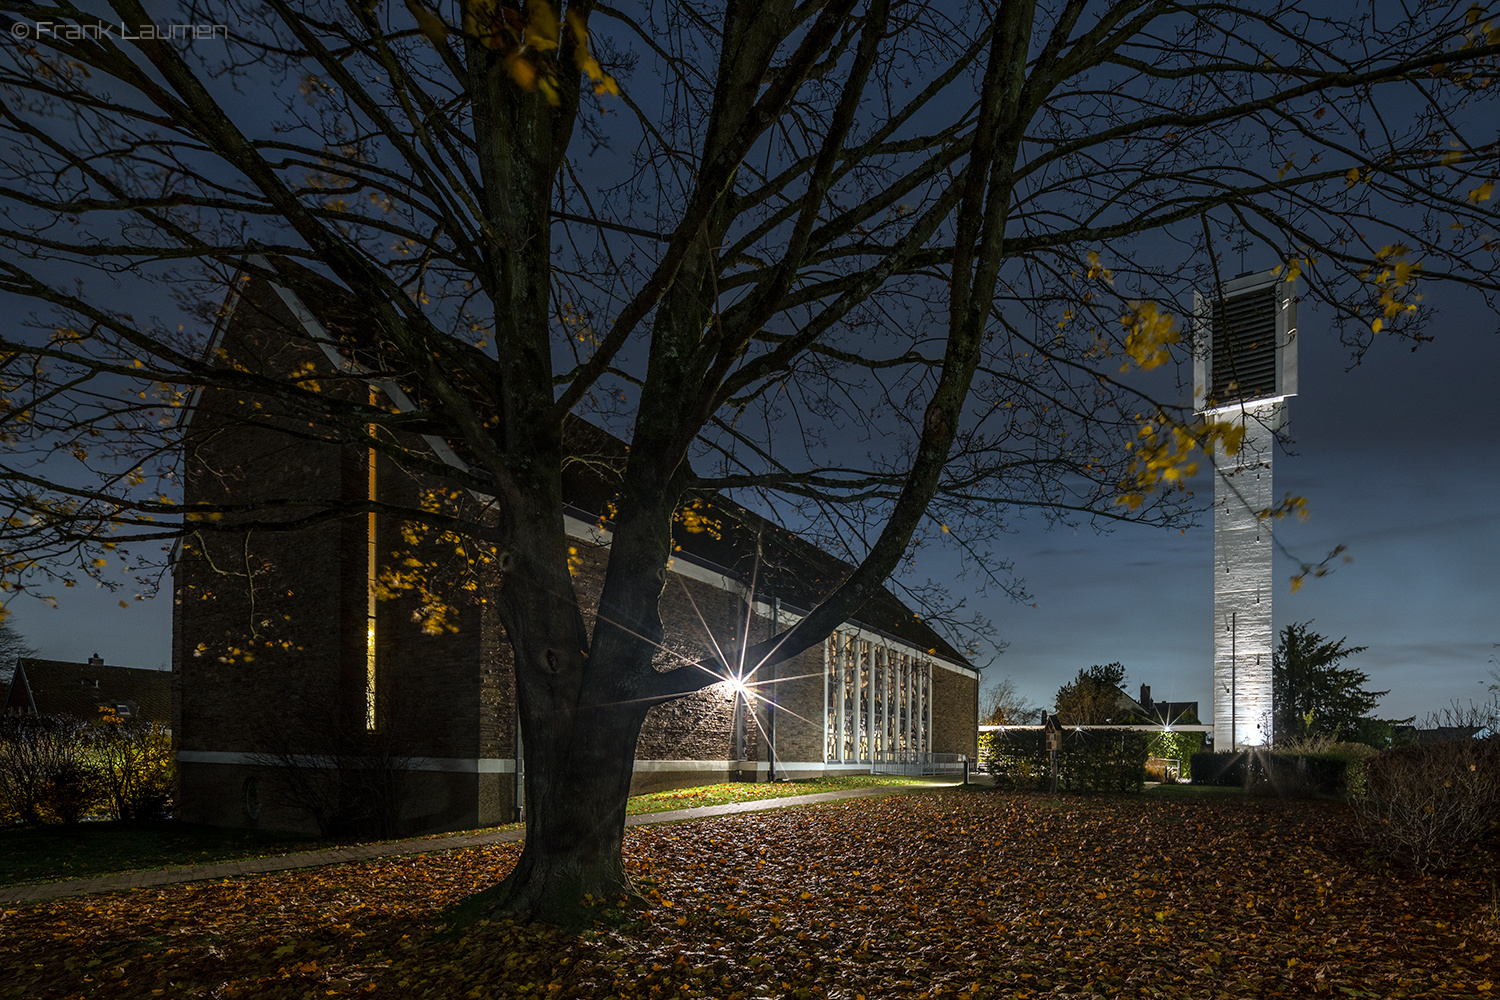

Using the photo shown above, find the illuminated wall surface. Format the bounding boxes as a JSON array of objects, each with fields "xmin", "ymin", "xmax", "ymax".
[{"xmin": 1212, "ymin": 402, "xmax": 1281, "ymax": 749}]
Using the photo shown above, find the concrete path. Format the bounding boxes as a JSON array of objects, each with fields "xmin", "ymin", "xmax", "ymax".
[{"xmin": 0, "ymin": 782, "xmax": 960, "ymax": 906}]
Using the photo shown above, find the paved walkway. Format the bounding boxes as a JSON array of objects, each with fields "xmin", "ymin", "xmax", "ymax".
[{"xmin": 0, "ymin": 782, "xmax": 960, "ymax": 906}]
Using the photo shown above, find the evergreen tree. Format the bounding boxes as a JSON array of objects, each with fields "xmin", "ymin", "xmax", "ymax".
[
  {"xmin": 1272, "ymin": 623, "xmax": 1384, "ymax": 743},
  {"xmin": 1055, "ymin": 663, "xmax": 1129, "ymax": 725}
]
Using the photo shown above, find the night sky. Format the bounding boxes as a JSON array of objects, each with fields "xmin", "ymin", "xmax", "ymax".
[
  {"xmin": 988, "ymin": 290, "xmax": 1500, "ymax": 724},
  {"xmin": 3, "ymin": 12, "xmax": 1496, "ymax": 731},
  {"xmin": 10, "ymin": 281, "xmax": 1495, "ymax": 726}
]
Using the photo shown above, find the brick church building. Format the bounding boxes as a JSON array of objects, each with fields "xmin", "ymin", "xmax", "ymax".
[{"xmin": 172, "ymin": 263, "xmax": 979, "ymax": 836}]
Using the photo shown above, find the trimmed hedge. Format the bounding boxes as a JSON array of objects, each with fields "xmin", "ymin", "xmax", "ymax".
[
  {"xmin": 980, "ymin": 729, "xmax": 1149, "ymax": 792},
  {"xmin": 1189, "ymin": 751, "xmax": 1347, "ymax": 796}
]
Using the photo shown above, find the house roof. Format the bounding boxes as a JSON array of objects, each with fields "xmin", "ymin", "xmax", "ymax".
[
  {"xmin": 3, "ymin": 658, "xmax": 171, "ymax": 725},
  {"xmin": 1395, "ymin": 725, "xmax": 1486, "ymax": 745},
  {"xmin": 243, "ymin": 260, "xmax": 973, "ymax": 670}
]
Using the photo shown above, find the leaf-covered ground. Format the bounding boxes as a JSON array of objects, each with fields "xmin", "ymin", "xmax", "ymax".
[
  {"xmin": 2, "ymin": 791, "xmax": 1496, "ymax": 999},
  {"xmin": 0, "ymin": 777, "xmax": 925, "ymax": 890}
]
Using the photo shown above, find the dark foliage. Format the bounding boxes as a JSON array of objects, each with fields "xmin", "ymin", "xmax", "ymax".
[
  {"xmin": 981, "ymin": 727, "xmax": 1149, "ymax": 792},
  {"xmin": 1189, "ymin": 751, "xmax": 1348, "ymax": 797},
  {"xmin": 1272, "ymin": 623, "xmax": 1386, "ymax": 744},
  {"xmin": 0, "ymin": 715, "xmax": 89, "ymax": 826},
  {"xmin": 0, "ymin": 714, "xmax": 173, "ymax": 826},
  {"xmin": 1053, "ymin": 663, "xmax": 1129, "ymax": 726},
  {"xmin": 1360, "ymin": 736, "xmax": 1500, "ymax": 871}
]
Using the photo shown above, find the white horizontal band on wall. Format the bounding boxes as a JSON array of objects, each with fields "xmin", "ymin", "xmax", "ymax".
[
  {"xmin": 177, "ymin": 751, "xmax": 518, "ymax": 773},
  {"xmin": 178, "ymin": 752, "xmax": 852, "ymax": 773}
]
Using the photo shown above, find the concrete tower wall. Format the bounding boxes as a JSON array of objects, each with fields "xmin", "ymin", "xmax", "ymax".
[{"xmin": 1211, "ymin": 401, "xmax": 1281, "ymax": 748}]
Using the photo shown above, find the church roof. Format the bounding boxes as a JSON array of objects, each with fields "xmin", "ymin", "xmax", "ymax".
[{"xmin": 243, "ymin": 259, "xmax": 974, "ymax": 670}]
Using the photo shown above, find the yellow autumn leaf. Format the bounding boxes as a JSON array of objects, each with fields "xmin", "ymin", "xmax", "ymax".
[
  {"xmin": 404, "ymin": 0, "xmax": 449, "ymax": 44},
  {"xmin": 508, "ymin": 52, "xmax": 538, "ymax": 90},
  {"xmin": 1468, "ymin": 181, "xmax": 1494, "ymax": 203},
  {"xmin": 1086, "ymin": 250, "xmax": 1114, "ymax": 285},
  {"xmin": 1344, "ymin": 166, "xmax": 1359, "ymax": 188},
  {"xmin": 526, "ymin": 0, "xmax": 560, "ymax": 51},
  {"xmin": 1371, "ymin": 318, "xmax": 1383, "ymax": 333},
  {"xmin": 567, "ymin": 10, "xmax": 620, "ymax": 96},
  {"xmin": 1119, "ymin": 301, "xmax": 1179, "ymax": 370},
  {"xmin": 463, "ymin": 0, "xmax": 511, "ymax": 49}
]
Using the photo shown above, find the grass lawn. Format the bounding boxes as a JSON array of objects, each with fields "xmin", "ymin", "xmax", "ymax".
[
  {"xmin": 0, "ymin": 822, "xmax": 319, "ymax": 889},
  {"xmin": 625, "ymin": 774, "xmax": 932, "ymax": 813},
  {"xmin": 0, "ymin": 775, "xmax": 935, "ymax": 888},
  {"xmin": 2, "ymin": 790, "xmax": 1495, "ymax": 999}
]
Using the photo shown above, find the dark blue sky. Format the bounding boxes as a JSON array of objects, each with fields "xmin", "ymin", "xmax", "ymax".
[
  {"xmin": 12, "ymin": 281, "xmax": 1495, "ymax": 724},
  {"xmin": 3, "ymin": 6, "xmax": 1495, "ymax": 729},
  {"xmin": 988, "ymin": 290, "xmax": 1499, "ymax": 723}
]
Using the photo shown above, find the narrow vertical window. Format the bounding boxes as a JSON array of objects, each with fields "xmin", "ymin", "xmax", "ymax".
[{"xmin": 365, "ymin": 401, "xmax": 378, "ymax": 731}]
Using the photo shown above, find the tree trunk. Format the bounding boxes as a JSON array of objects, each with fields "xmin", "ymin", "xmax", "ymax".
[{"xmin": 458, "ymin": 695, "xmax": 648, "ymax": 928}]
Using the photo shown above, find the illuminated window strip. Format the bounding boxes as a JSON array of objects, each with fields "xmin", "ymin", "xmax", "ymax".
[{"xmin": 366, "ymin": 409, "xmax": 378, "ymax": 731}]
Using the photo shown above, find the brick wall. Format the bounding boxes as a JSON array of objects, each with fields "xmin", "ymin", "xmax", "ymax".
[
  {"xmin": 176, "ymin": 279, "xmax": 980, "ymax": 834},
  {"xmin": 174, "ymin": 281, "xmax": 500, "ymax": 833},
  {"xmin": 930, "ymin": 663, "xmax": 978, "ymax": 759}
]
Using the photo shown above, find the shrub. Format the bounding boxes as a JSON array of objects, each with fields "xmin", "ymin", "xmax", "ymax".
[
  {"xmin": 42, "ymin": 757, "xmax": 96, "ymax": 825},
  {"xmin": 1065, "ymin": 730, "xmax": 1150, "ymax": 792},
  {"xmin": 1358, "ymin": 736, "xmax": 1500, "ymax": 871},
  {"xmin": 0, "ymin": 715, "xmax": 90, "ymax": 825},
  {"xmin": 1188, "ymin": 750, "xmax": 1346, "ymax": 797},
  {"xmin": 1273, "ymin": 736, "xmax": 1380, "ymax": 799},
  {"xmin": 246, "ymin": 688, "xmax": 417, "ymax": 838},
  {"xmin": 981, "ymin": 728, "xmax": 1148, "ymax": 792},
  {"xmin": 1147, "ymin": 730, "xmax": 1205, "ymax": 782},
  {"xmin": 0, "ymin": 713, "xmax": 175, "ymax": 825},
  {"xmin": 979, "ymin": 729, "xmax": 1048, "ymax": 790},
  {"xmin": 90, "ymin": 714, "xmax": 175, "ymax": 821}
]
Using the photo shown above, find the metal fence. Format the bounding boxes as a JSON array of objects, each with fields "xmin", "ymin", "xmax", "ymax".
[{"xmin": 870, "ymin": 752, "xmax": 968, "ymax": 777}]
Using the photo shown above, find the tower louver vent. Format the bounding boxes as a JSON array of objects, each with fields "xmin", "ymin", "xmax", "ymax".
[{"xmin": 1209, "ymin": 284, "xmax": 1278, "ymax": 404}]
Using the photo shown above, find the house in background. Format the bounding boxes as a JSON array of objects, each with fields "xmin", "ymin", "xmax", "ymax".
[
  {"xmin": 2, "ymin": 655, "xmax": 171, "ymax": 726},
  {"xmin": 1133, "ymin": 684, "xmax": 1200, "ymax": 726},
  {"xmin": 172, "ymin": 264, "xmax": 980, "ymax": 838}
]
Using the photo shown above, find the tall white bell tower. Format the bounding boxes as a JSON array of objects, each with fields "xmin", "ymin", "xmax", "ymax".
[{"xmin": 1195, "ymin": 269, "xmax": 1298, "ymax": 751}]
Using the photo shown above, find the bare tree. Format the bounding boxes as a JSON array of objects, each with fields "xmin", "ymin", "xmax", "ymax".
[
  {"xmin": 0, "ymin": 616, "xmax": 36, "ymax": 682},
  {"xmin": 2, "ymin": 1, "xmax": 1499, "ymax": 922},
  {"xmin": 980, "ymin": 676, "xmax": 1041, "ymax": 725}
]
